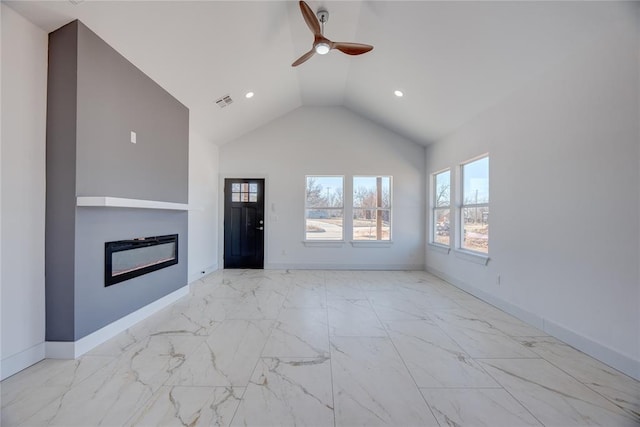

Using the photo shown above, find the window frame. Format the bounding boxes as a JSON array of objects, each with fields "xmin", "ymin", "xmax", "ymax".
[
  {"xmin": 458, "ymin": 155, "xmax": 489, "ymax": 255},
  {"xmin": 352, "ymin": 175, "xmax": 393, "ymax": 242},
  {"xmin": 304, "ymin": 175, "xmax": 345, "ymax": 242},
  {"xmin": 430, "ymin": 168, "xmax": 451, "ymax": 248}
]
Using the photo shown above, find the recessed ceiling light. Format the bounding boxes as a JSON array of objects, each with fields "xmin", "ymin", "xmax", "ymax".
[
  {"xmin": 394, "ymin": 90, "xmax": 404, "ymax": 97},
  {"xmin": 245, "ymin": 92, "xmax": 254, "ymax": 99}
]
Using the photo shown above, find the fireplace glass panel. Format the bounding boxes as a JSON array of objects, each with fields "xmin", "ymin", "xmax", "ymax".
[
  {"xmin": 105, "ymin": 234, "xmax": 178, "ymax": 286},
  {"xmin": 112, "ymin": 242, "xmax": 176, "ymax": 276}
]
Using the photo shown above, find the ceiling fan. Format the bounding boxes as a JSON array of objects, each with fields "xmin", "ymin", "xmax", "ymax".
[{"xmin": 292, "ymin": 1, "xmax": 373, "ymax": 67}]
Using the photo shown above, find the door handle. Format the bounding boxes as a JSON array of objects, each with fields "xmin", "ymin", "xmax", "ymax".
[{"xmin": 256, "ymin": 226, "xmax": 264, "ymax": 231}]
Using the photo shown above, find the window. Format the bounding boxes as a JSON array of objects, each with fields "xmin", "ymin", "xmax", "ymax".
[
  {"xmin": 353, "ymin": 176, "xmax": 392, "ymax": 241},
  {"xmin": 231, "ymin": 182, "xmax": 258, "ymax": 202},
  {"xmin": 460, "ymin": 156, "xmax": 489, "ymax": 253},
  {"xmin": 305, "ymin": 176, "xmax": 344, "ymax": 241},
  {"xmin": 432, "ymin": 169, "xmax": 451, "ymax": 246}
]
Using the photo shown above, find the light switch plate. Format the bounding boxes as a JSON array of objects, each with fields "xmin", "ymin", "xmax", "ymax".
[{"xmin": 130, "ymin": 131, "xmax": 137, "ymax": 144}]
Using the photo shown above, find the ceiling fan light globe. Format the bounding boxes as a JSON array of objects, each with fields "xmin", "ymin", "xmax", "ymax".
[{"xmin": 315, "ymin": 43, "xmax": 330, "ymax": 55}]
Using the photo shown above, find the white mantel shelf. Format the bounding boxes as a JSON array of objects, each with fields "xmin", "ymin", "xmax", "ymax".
[{"xmin": 76, "ymin": 196, "xmax": 189, "ymax": 211}]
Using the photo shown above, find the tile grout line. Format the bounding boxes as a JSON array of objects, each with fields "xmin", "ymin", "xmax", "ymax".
[
  {"xmin": 368, "ymin": 280, "xmax": 441, "ymax": 426},
  {"xmin": 174, "ymin": 272, "xmax": 243, "ymax": 425},
  {"xmin": 514, "ymin": 343, "xmax": 640, "ymax": 422},
  {"xmin": 402, "ymin": 274, "xmax": 548, "ymax": 425},
  {"xmin": 471, "ymin": 358, "xmax": 547, "ymax": 426},
  {"xmin": 322, "ymin": 271, "xmax": 338, "ymax": 427},
  {"xmin": 423, "ymin": 285, "xmax": 548, "ymax": 426},
  {"xmin": 233, "ymin": 272, "xmax": 292, "ymax": 424},
  {"xmin": 104, "ymin": 273, "xmax": 220, "ymax": 427},
  {"xmin": 204, "ymin": 270, "xmax": 283, "ymax": 426}
]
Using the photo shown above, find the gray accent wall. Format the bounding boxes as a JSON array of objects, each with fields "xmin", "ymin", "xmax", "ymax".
[
  {"xmin": 46, "ymin": 21, "xmax": 78, "ymax": 341},
  {"xmin": 75, "ymin": 22, "xmax": 188, "ymax": 203},
  {"xmin": 46, "ymin": 21, "xmax": 189, "ymax": 342},
  {"xmin": 74, "ymin": 208, "xmax": 187, "ymax": 339}
]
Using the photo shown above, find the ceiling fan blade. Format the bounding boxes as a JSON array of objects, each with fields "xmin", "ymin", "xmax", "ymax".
[
  {"xmin": 292, "ymin": 49, "xmax": 316, "ymax": 67},
  {"xmin": 331, "ymin": 42, "xmax": 374, "ymax": 56},
  {"xmin": 299, "ymin": 1, "xmax": 322, "ymax": 36}
]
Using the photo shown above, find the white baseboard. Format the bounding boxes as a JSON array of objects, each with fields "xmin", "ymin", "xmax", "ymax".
[
  {"xmin": 265, "ymin": 263, "xmax": 424, "ymax": 271},
  {"xmin": 426, "ymin": 266, "xmax": 640, "ymax": 381},
  {"xmin": 427, "ymin": 266, "xmax": 545, "ymax": 330},
  {"xmin": 1, "ymin": 342, "xmax": 46, "ymax": 380},
  {"xmin": 543, "ymin": 319, "xmax": 640, "ymax": 381},
  {"xmin": 188, "ymin": 263, "xmax": 218, "ymax": 284},
  {"xmin": 46, "ymin": 285, "xmax": 189, "ymax": 360}
]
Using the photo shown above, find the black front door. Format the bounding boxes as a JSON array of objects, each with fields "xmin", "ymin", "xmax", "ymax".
[{"xmin": 224, "ymin": 179, "xmax": 265, "ymax": 269}]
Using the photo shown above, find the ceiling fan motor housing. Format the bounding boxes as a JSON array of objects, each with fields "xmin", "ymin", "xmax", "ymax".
[{"xmin": 317, "ymin": 10, "xmax": 329, "ymax": 24}]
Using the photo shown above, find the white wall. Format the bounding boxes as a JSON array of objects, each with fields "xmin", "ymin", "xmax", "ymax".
[
  {"xmin": 1, "ymin": 1, "xmax": 4, "ymax": 377},
  {"xmin": 638, "ymin": 6, "xmax": 640, "ymax": 374},
  {"xmin": 219, "ymin": 106, "xmax": 425, "ymax": 270},
  {"xmin": 1, "ymin": 4, "xmax": 48, "ymax": 380},
  {"xmin": 425, "ymin": 7, "xmax": 640, "ymax": 379},
  {"xmin": 637, "ymin": 6, "xmax": 640, "ymax": 376},
  {"xmin": 188, "ymin": 130, "xmax": 219, "ymax": 282}
]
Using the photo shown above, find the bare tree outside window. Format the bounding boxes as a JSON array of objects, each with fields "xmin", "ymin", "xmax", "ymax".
[
  {"xmin": 305, "ymin": 176, "xmax": 344, "ymax": 240},
  {"xmin": 353, "ymin": 176, "xmax": 391, "ymax": 240},
  {"xmin": 461, "ymin": 156, "xmax": 489, "ymax": 253},
  {"xmin": 432, "ymin": 170, "xmax": 451, "ymax": 246}
]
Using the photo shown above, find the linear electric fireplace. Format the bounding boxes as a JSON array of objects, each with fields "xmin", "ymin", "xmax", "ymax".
[{"xmin": 105, "ymin": 234, "xmax": 178, "ymax": 286}]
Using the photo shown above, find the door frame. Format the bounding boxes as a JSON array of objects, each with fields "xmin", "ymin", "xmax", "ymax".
[{"xmin": 218, "ymin": 173, "xmax": 269, "ymax": 269}]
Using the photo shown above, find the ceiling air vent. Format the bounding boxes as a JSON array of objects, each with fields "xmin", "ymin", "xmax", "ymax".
[{"xmin": 215, "ymin": 94, "xmax": 233, "ymax": 109}]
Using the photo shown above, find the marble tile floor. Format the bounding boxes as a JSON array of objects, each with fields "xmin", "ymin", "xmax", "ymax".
[{"xmin": 2, "ymin": 269, "xmax": 639, "ymax": 426}]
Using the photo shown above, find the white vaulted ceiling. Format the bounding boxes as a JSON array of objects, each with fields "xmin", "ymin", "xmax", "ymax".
[{"xmin": 5, "ymin": 0, "xmax": 637, "ymax": 146}]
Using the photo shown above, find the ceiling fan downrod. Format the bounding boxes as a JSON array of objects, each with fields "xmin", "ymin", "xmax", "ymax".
[{"xmin": 317, "ymin": 9, "xmax": 329, "ymax": 29}]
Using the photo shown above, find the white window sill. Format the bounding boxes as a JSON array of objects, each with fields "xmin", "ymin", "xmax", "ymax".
[
  {"xmin": 428, "ymin": 243, "xmax": 451, "ymax": 254},
  {"xmin": 453, "ymin": 249, "xmax": 490, "ymax": 265},
  {"xmin": 350, "ymin": 241, "xmax": 393, "ymax": 248},
  {"xmin": 303, "ymin": 241, "xmax": 345, "ymax": 248}
]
